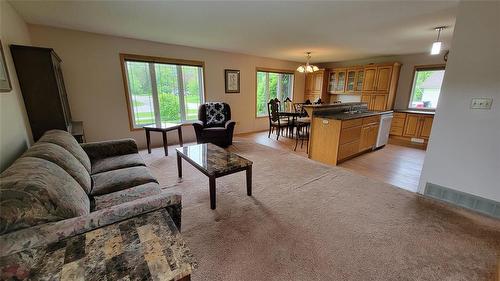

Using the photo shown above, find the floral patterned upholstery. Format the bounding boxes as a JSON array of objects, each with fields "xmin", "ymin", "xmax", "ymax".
[
  {"xmin": 38, "ymin": 130, "xmax": 91, "ymax": 173},
  {"xmin": 90, "ymin": 153, "xmax": 145, "ymax": 174},
  {"xmin": 92, "ymin": 182, "xmax": 162, "ymax": 210},
  {"xmin": 90, "ymin": 166, "xmax": 158, "ymax": 196},
  {"xmin": 0, "ymin": 130, "xmax": 181, "ymax": 276},
  {"xmin": 0, "ymin": 157, "xmax": 90, "ymax": 235},
  {"xmin": 21, "ymin": 142, "xmax": 92, "ymax": 194}
]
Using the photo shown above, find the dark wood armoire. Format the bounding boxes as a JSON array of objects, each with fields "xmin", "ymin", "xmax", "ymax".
[{"xmin": 10, "ymin": 45, "xmax": 84, "ymax": 142}]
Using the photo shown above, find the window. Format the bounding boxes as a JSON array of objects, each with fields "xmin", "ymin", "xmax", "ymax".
[
  {"xmin": 121, "ymin": 54, "xmax": 204, "ymax": 129},
  {"xmin": 256, "ymin": 69, "xmax": 294, "ymax": 117},
  {"xmin": 409, "ymin": 66, "xmax": 445, "ymax": 110}
]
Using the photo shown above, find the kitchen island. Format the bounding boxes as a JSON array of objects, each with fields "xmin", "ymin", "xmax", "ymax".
[{"xmin": 307, "ymin": 102, "xmax": 392, "ymax": 165}]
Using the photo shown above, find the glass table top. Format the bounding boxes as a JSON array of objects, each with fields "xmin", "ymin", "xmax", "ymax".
[
  {"xmin": 143, "ymin": 122, "xmax": 182, "ymax": 129},
  {"xmin": 176, "ymin": 143, "xmax": 252, "ymax": 175}
]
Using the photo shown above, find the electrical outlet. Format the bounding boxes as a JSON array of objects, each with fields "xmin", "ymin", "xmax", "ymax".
[{"xmin": 470, "ymin": 98, "xmax": 493, "ymax": 109}]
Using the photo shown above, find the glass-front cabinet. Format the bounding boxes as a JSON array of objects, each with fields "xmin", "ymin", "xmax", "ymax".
[
  {"xmin": 355, "ymin": 70, "xmax": 364, "ymax": 92},
  {"xmin": 334, "ymin": 68, "xmax": 347, "ymax": 93},
  {"xmin": 346, "ymin": 69, "xmax": 356, "ymax": 92},
  {"xmin": 328, "ymin": 71, "xmax": 337, "ymax": 93}
]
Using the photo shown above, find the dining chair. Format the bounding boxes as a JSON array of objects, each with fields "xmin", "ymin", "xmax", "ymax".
[{"xmin": 267, "ymin": 99, "xmax": 288, "ymax": 140}]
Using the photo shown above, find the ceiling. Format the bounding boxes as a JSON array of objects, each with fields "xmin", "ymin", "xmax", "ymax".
[{"xmin": 10, "ymin": 1, "xmax": 458, "ymax": 63}]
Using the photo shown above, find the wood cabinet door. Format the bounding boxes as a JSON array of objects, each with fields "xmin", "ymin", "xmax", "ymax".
[
  {"xmin": 419, "ymin": 116, "xmax": 434, "ymax": 138},
  {"xmin": 362, "ymin": 67, "xmax": 377, "ymax": 92},
  {"xmin": 328, "ymin": 71, "xmax": 336, "ymax": 93},
  {"xmin": 305, "ymin": 73, "xmax": 314, "ymax": 92},
  {"xmin": 345, "ymin": 69, "xmax": 356, "ymax": 92},
  {"xmin": 375, "ymin": 66, "xmax": 392, "ymax": 92},
  {"xmin": 371, "ymin": 95, "xmax": 387, "ymax": 111},
  {"xmin": 359, "ymin": 125, "xmax": 372, "ymax": 151},
  {"xmin": 403, "ymin": 114, "xmax": 421, "ymax": 138},
  {"xmin": 355, "ymin": 70, "xmax": 364, "ymax": 92},
  {"xmin": 313, "ymin": 72, "xmax": 324, "ymax": 93},
  {"xmin": 361, "ymin": 94, "xmax": 371, "ymax": 106},
  {"xmin": 310, "ymin": 118, "xmax": 341, "ymax": 165},
  {"xmin": 369, "ymin": 124, "xmax": 379, "ymax": 147},
  {"xmin": 335, "ymin": 69, "xmax": 347, "ymax": 93}
]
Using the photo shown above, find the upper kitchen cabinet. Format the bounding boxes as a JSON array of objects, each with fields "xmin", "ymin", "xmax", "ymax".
[
  {"xmin": 361, "ymin": 62, "xmax": 401, "ymax": 111},
  {"xmin": 304, "ymin": 69, "xmax": 329, "ymax": 103}
]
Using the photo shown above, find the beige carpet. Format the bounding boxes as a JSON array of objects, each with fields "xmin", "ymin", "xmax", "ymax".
[{"xmin": 141, "ymin": 141, "xmax": 500, "ymax": 281}]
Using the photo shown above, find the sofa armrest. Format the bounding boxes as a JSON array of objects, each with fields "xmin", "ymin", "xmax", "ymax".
[
  {"xmin": 225, "ymin": 120, "xmax": 236, "ymax": 130},
  {"xmin": 0, "ymin": 192, "xmax": 181, "ymax": 257},
  {"xmin": 81, "ymin": 138, "xmax": 138, "ymax": 161}
]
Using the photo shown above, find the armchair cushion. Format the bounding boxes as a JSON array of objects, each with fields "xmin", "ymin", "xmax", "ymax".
[
  {"xmin": 0, "ymin": 157, "xmax": 90, "ymax": 235},
  {"xmin": 205, "ymin": 102, "xmax": 228, "ymax": 126},
  {"xmin": 90, "ymin": 166, "xmax": 158, "ymax": 196},
  {"xmin": 90, "ymin": 153, "xmax": 145, "ymax": 175}
]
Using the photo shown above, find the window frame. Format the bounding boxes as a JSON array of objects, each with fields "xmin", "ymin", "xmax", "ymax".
[
  {"xmin": 120, "ymin": 53, "xmax": 206, "ymax": 131},
  {"xmin": 408, "ymin": 64, "xmax": 446, "ymax": 111},
  {"xmin": 255, "ymin": 67, "xmax": 295, "ymax": 118}
]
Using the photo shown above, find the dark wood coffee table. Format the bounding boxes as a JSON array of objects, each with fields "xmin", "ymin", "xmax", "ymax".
[
  {"xmin": 176, "ymin": 143, "xmax": 253, "ymax": 209},
  {"xmin": 144, "ymin": 123, "xmax": 183, "ymax": 156}
]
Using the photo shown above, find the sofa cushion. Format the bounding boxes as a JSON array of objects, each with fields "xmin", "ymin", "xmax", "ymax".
[
  {"xmin": 21, "ymin": 143, "xmax": 92, "ymax": 194},
  {"xmin": 38, "ymin": 130, "xmax": 91, "ymax": 173},
  {"xmin": 0, "ymin": 157, "xmax": 90, "ymax": 234},
  {"xmin": 92, "ymin": 182, "xmax": 162, "ymax": 211},
  {"xmin": 91, "ymin": 153, "xmax": 145, "ymax": 175},
  {"xmin": 90, "ymin": 166, "xmax": 158, "ymax": 196}
]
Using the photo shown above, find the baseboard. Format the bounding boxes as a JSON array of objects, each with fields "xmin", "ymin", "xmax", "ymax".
[{"xmin": 424, "ymin": 182, "xmax": 500, "ymax": 219}]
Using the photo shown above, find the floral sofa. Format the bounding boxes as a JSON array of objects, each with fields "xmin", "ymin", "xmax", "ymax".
[{"xmin": 0, "ymin": 130, "xmax": 181, "ymax": 279}]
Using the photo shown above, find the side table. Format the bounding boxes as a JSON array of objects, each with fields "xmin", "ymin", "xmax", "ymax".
[{"xmin": 144, "ymin": 123, "xmax": 183, "ymax": 156}]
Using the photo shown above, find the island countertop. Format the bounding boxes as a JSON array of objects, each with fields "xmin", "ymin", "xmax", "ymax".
[
  {"xmin": 314, "ymin": 110, "xmax": 393, "ymax": 120},
  {"xmin": 394, "ymin": 109, "xmax": 435, "ymax": 115}
]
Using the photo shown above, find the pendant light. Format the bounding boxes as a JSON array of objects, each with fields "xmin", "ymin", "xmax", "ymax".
[
  {"xmin": 297, "ymin": 52, "xmax": 319, "ymax": 73},
  {"xmin": 431, "ymin": 26, "xmax": 446, "ymax": 55}
]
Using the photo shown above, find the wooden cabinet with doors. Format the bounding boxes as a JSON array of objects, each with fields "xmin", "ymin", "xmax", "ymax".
[
  {"xmin": 361, "ymin": 62, "xmax": 401, "ymax": 111},
  {"xmin": 403, "ymin": 114, "xmax": 433, "ymax": 139},
  {"xmin": 304, "ymin": 69, "xmax": 329, "ymax": 103},
  {"xmin": 389, "ymin": 111, "xmax": 434, "ymax": 149},
  {"xmin": 309, "ymin": 115, "xmax": 381, "ymax": 165}
]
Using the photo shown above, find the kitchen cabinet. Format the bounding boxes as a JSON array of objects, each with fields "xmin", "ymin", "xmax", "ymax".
[
  {"xmin": 309, "ymin": 114, "xmax": 381, "ymax": 165},
  {"xmin": 361, "ymin": 62, "xmax": 401, "ymax": 111},
  {"xmin": 304, "ymin": 69, "xmax": 329, "ymax": 103},
  {"xmin": 391, "ymin": 112, "xmax": 434, "ymax": 141},
  {"xmin": 403, "ymin": 114, "xmax": 434, "ymax": 139}
]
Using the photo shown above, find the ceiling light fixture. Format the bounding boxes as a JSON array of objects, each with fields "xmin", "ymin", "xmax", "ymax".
[
  {"xmin": 431, "ymin": 26, "xmax": 446, "ymax": 55},
  {"xmin": 297, "ymin": 52, "xmax": 319, "ymax": 73}
]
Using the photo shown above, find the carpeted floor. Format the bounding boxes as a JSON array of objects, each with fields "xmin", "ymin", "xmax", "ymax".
[{"xmin": 141, "ymin": 141, "xmax": 500, "ymax": 281}]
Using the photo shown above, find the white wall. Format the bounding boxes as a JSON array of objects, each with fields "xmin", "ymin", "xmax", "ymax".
[
  {"xmin": 0, "ymin": 1, "xmax": 32, "ymax": 172},
  {"xmin": 418, "ymin": 1, "xmax": 500, "ymax": 201},
  {"xmin": 28, "ymin": 25, "xmax": 305, "ymax": 149},
  {"xmin": 319, "ymin": 53, "xmax": 446, "ymax": 109}
]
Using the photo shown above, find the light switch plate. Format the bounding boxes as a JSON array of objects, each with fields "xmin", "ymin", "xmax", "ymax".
[{"xmin": 470, "ymin": 98, "xmax": 493, "ymax": 109}]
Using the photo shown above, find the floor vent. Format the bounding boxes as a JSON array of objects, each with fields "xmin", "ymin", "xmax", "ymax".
[{"xmin": 424, "ymin": 182, "xmax": 500, "ymax": 219}]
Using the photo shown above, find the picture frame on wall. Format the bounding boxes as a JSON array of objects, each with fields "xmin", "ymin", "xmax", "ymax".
[
  {"xmin": 0, "ymin": 40, "xmax": 12, "ymax": 92},
  {"xmin": 224, "ymin": 69, "xmax": 240, "ymax": 93}
]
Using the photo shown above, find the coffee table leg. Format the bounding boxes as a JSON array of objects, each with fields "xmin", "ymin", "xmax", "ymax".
[
  {"xmin": 145, "ymin": 129, "xmax": 151, "ymax": 154},
  {"xmin": 246, "ymin": 166, "xmax": 252, "ymax": 196},
  {"xmin": 209, "ymin": 177, "xmax": 216, "ymax": 210},
  {"xmin": 178, "ymin": 127, "xmax": 183, "ymax": 147},
  {"xmin": 177, "ymin": 152, "xmax": 182, "ymax": 178},
  {"xmin": 162, "ymin": 131, "xmax": 168, "ymax": 156}
]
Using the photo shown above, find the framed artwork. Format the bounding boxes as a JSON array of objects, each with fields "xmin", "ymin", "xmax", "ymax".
[
  {"xmin": 224, "ymin": 69, "xmax": 240, "ymax": 93},
  {"xmin": 0, "ymin": 40, "xmax": 12, "ymax": 92}
]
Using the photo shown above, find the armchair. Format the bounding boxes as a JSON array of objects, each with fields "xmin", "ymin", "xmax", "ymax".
[{"xmin": 192, "ymin": 102, "xmax": 236, "ymax": 147}]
